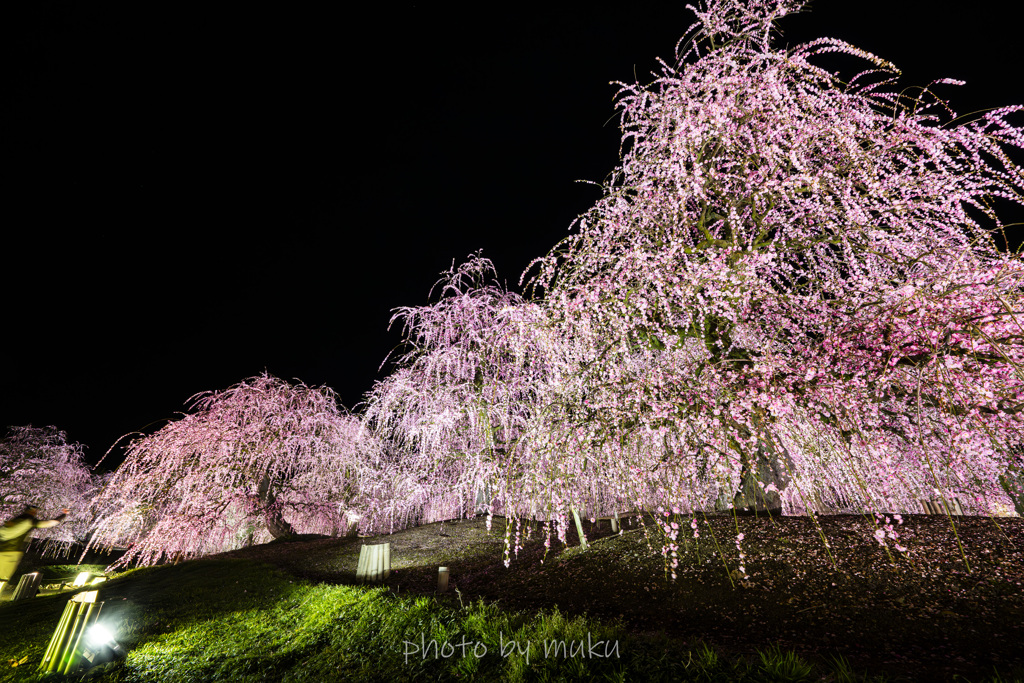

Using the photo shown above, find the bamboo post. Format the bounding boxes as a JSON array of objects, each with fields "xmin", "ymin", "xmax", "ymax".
[
  {"xmin": 571, "ymin": 507, "xmax": 588, "ymax": 549},
  {"xmin": 40, "ymin": 600, "xmax": 77, "ymax": 671},
  {"xmin": 437, "ymin": 567, "xmax": 449, "ymax": 593},
  {"xmin": 355, "ymin": 543, "xmax": 369, "ymax": 580}
]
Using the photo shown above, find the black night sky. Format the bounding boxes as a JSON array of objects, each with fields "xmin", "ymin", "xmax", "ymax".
[{"xmin": 4, "ymin": 1, "xmax": 1022, "ymax": 469}]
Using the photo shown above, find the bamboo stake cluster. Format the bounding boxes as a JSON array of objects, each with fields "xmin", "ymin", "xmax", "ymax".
[
  {"xmin": 355, "ymin": 543, "xmax": 390, "ymax": 583},
  {"xmin": 12, "ymin": 572, "xmax": 41, "ymax": 601},
  {"xmin": 921, "ymin": 498, "xmax": 965, "ymax": 516},
  {"xmin": 39, "ymin": 591, "xmax": 104, "ymax": 675}
]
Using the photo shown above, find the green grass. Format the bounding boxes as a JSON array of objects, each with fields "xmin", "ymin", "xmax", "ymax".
[
  {"xmin": 1, "ymin": 558, "xmax": 883, "ymax": 683},
  {"xmin": 1, "ymin": 513, "xmax": 1022, "ymax": 682}
]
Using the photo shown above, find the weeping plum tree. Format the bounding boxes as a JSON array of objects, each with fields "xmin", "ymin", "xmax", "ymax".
[
  {"xmin": 523, "ymin": 0, "xmax": 1024, "ymax": 563},
  {"xmin": 86, "ymin": 373, "xmax": 382, "ymax": 567},
  {"xmin": 0, "ymin": 425, "xmax": 96, "ymax": 549},
  {"xmin": 363, "ymin": 258, "xmax": 574, "ymax": 541},
  {"xmin": 366, "ymin": 256, "xmax": 674, "ymax": 559},
  {"xmin": 363, "ymin": 0, "xmax": 1024, "ymax": 576}
]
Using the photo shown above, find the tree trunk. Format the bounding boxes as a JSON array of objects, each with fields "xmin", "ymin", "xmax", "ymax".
[
  {"xmin": 475, "ymin": 482, "xmax": 492, "ymax": 515},
  {"xmin": 731, "ymin": 450, "xmax": 787, "ymax": 513},
  {"xmin": 1001, "ymin": 467, "xmax": 1024, "ymax": 516},
  {"xmin": 257, "ymin": 475, "xmax": 296, "ymax": 539},
  {"xmin": 342, "ymin": 511, "xmax": 361, "ymax": 538},
  {"xmin": 726, "ymin": 416, "xmax": 794, "ymax": 514}
]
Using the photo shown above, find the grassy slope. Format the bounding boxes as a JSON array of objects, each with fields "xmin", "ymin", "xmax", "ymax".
[{"xmin": 1, "ymin": 513, "xmax": 1022, "ymax": 682}]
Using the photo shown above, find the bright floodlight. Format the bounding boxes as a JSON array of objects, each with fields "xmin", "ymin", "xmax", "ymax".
[{"xmin": 85, "ymin": 624, "xmax": 115, "ymax": 647}]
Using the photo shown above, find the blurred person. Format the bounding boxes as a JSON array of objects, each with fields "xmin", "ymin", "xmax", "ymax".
[{"xmin": 0, "ymin": 504, "xmax": 68, "ymax": 595}]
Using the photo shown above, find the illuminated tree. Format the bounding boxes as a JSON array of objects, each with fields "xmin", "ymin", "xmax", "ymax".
[
  {"xmin": 366, "ymin": 255, "xmax": 679, "ymax": 561},
  {"xmin": 356, "ymin": 0, "xmax": 1024, "ymax": 575},
  {"xmin": 86, "ymin": 373, "xmax": 381, "ymax": 567},
  {"xmin": 523, "ymin": 0, "xmax": 1024, "ymax": 549},
  {"xmin": 0, "ymin": 425, "xmax": 96, "ymax": 547},
  {"xmin": 359, "ymin": 0, "xmax": 1024, "ymax": 577},
  {"xmin": 363, "ymin": 258, "xmax": 557, "ymax": 529}
]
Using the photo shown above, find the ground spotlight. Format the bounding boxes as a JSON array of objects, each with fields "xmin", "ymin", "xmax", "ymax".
[
  {"xmin": 85, "ymin": 623, "xmax": 123, "ymax": 654},
  {"xmin": 39, "ymin": 592, "xmax": 125, "ymax": 674},
  {"xmin": 80, "ymin": 621, "xmax": 124, "ymax": 666}
]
